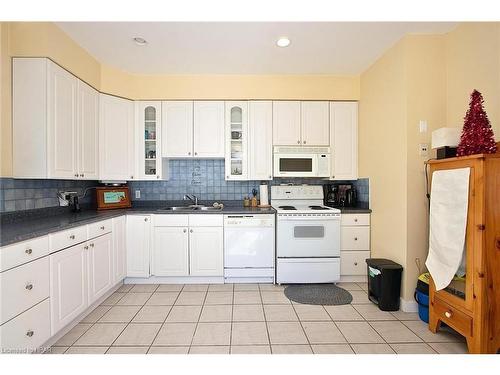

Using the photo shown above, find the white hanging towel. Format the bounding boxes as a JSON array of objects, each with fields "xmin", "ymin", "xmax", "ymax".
[{"xmin": 425, "ymin": 167, "xmax": 470, "ymax": 290}]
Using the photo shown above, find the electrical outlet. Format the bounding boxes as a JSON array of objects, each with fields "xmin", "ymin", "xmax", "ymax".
[
  {"xmin": 135, "ymin": 190, "xmax": 141, "ymax": 199},
  {"xmin": 419, "ymin": 143, "xmax": 429, "ymax": 157}
]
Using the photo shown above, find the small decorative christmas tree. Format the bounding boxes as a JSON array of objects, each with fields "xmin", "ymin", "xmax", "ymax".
[{"xmin": 456, "ymin": 90, "xmax": 497, "ymax": 156}]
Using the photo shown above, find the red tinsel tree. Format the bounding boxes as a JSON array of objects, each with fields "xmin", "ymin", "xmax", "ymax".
[{"xmin": 456, "ymin": 90, "xmax": 497, "ymax": 156}]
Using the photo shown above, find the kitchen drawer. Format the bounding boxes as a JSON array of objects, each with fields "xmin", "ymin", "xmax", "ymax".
[
  {"xmin": 0, "ymin": 236, "xmax": 49, "ymax": 272},
  {"xmin": 49, "ymin": 225, "xmax": 87, "ymax": 253},
  {"xmin": 87, "ymin": 219, "xmax": 113, "ymax": 239},
  {"xmin": 0, "ymin": 256, "xmax": 50, "ymax": 325},
  {"xmin": 341, "ymin": 226, "xmax": 370, "ymax": 250},
  {"xmin": 340, "ymin": 251, "xmax": 370, "ymax": 275},
  {"xmin": 432, "ymin": 297, "xmax": 472, "ymax": 337},
  {"xmin": 189, "ymin": 214, "xmax": 223, "ymax": 227},
  {"xmin": 341, "ymin": 214, "xmax": 370, "ymax": 226},
  {"xmin": 0, "ymin": 299, "xmax": 51, "ymax": 353},
  {"xmin": 153, "ymin": 214, "xmax": 189, "ymax": 227}
]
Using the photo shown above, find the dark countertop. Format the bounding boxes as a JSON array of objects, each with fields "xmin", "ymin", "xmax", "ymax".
[
  {"xmin": 0, "ymin": 201, "xmax": 276, "ymax": 247},
  {"xmin": 338, "ymin": 206, "xmax": 372, "ymax": 214}
]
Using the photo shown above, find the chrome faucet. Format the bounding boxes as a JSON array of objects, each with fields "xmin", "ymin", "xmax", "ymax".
[{"xmin": 183, "ymin": 194, "xmax": 198, "ymax": 206}]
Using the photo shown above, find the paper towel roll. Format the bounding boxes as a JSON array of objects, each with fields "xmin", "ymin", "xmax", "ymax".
[{"xmin": 259, "ymin": 184, "xmax": 269, "ymax": 206}]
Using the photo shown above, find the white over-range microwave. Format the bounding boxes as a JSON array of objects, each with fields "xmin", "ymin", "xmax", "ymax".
[{"xmin": 273, "ymin": 146, "xmax": 331, "ymax": 178}]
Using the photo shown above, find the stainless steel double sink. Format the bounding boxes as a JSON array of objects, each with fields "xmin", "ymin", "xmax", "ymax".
[{"xmin": 157, "ymin": 205, "xmax": 222, "ymax": 212}]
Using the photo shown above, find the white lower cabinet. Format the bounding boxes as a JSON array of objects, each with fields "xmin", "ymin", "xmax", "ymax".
[
  {"xmin": 340, "ymin": 213, "xmax": 370, "ymax": 278},
  {"xmin": 112, "ymin": 216, "xmax": 127, "ymax": 283},
  {"xmin": 126, "ymin": 215, "xmax": 151, "ymax": 277},
  {"xmin": 188, "ymin": 226, "xmax": 223, "ymax": 276},
  {"xmin": 49, "ymin": 243, "xmax": 88, "ymax": 335},
  {"xmin": 153, "ymin": 226, "xmax": 189, "ymax": 276},
  {"xmin": 152, "ymin": 214, "xmax": 223, "ymax": 277},
  {"xmin": 87, "ymin": 233, "xmax": 113, "ymax": 305}
]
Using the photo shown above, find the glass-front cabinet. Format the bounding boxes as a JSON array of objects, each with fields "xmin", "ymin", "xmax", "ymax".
[
  {"xmin": 225, "ymin": 102, "xmax": 248, "ymax": 180},
  {"xmin": 136, "ymin": 102, "xmax": 162, "ymax": 180}
]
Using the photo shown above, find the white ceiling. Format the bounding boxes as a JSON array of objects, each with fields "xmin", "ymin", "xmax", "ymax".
[{"xmin": 57, "ymin": 22, "xmax": 457, "ymax": 75}]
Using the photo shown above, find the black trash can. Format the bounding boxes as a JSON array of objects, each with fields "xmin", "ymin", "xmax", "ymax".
[{"xmin": 365, "ymin": 258, "xmax": 403, "ymax": 311}]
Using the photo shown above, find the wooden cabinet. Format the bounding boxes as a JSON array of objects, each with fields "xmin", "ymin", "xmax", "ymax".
[
  {"xmin": 47, "ymin": 62, "xmax": 78, "ymax": 179},
  {"xmin": 162, "ymin": 101, "xmax": 193, "ymax": 158},
  {"xmin": 136, "ymin": 101, "xmax": 162, "ymax": 180},
  {"xmin": 194, "ymin": 101, "xmax": 225, "ymax": 158},
  {"xmin": 49, "ymin": 242, "xmax": 88, "ymax": 334},
  {"xmin": 152, "ymin": 226, "xmax": 189, "ymax": 276},
  {"xmin": 301, "ymin": 101, "xmax": 330, "ymax": 146},
  {"xmin": 189, "ymin": 226, "xmax": 223, "ymax": 276},
  {"xmin": 112, "ymin": 216, "xmax": 127, "ymax": 283},
  {"xmin": 12, "ymin": 58, "xmax": 99, "ymax": 180},
  {"xmin": 87, "ymin": 233, "xmax": 113, "ymax": 305},
  {"xmin": 77, "ymin": 81, "xmax": 99, "ymax": 180},
  {"xmin": 248, "ymin": 101, "xmax": 273, "ymax": 180},
  {"xmin": 428, "ymin": 153, "xmax": 500, "ymax": 354},
  {"xmin": 225, "ymin": 101, "xmax": 248, "ymax": 180},
  {"xmin": 126, "ymin": 215, "xmax": 151, "ymax": 277},
  {"xmin": 99, "ymin": 93, "xmax": 135, "ymax": 181},
  {"xmin": 330, "ymin": 102, "xmax": 358, "ymax": 180},
  {"xmin": 273, "ymin": 101, "xmax": 301, "ymax": 146},
  {"xmin": 152, "ymin": 214, "xmax": 223, "ymax": 277}
]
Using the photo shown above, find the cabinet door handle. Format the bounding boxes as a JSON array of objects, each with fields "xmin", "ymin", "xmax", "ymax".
[
  {"xmin": 332, "ymin": 175, "xmax": 335, "ymax": 179},
  {"xmin": 444, "ymin": 311, "xmax": 452, "ymax": 318},
  {"xmin": 188, "ymin": 152, "xmax": 191, "ymax": 156},
  {"xmin": 25, "ymin": 283, "xmax": 33, "ymax": 291},
  {"xmin": 80, "ymin": 174, "xmax": 84, "ymax": 177},
  {"xmin": 25, "ymin": 248, "xmax": 33, "ymax": 255},
  {"xmin": 354, "ymin": 237, "xmax": 358, "ymax": 241},
  {"xmin": 157, "ymin": 175, "xmax": 160, "ymax": 179},
  {"xmin": 144, "ymin": 218, "xmax": 148, "ymax": 222},
  {"xmin": 84, "ymin": 245, "xmax": 89, "ymax": 250},
  {"xmin": 194, "ymin": 152, "xmax": 198, "ymax": 156},
  {"xmin": 269, "ymin": 176, "xmax": 272, "ymax": 179},
  {"xmin": 297, "ymin": 140, "xmax": 300, "ymax": 144},
  {"xmin": 74, "ymin": 173, "xmax": 79, "ymax": 177},
  {"xmin": 26, "ymin": 330, "xmax": 34, "ymax": 338},
  {"xmin": 69, "ymin": 235, "xmax": 75, "ymax": 240},
  {"xmin": 100, "ymin": 226, "xmax": 105, "ymax": 230},
  {"xmin": 90, "ymin": 243, "xmax": 94, "ymax": 248},
  {"xmin": 183, "ymin": 229, "xmax": 187, "ymax": 233},
  {"xmin": 354, "ymin": 262, "xmax": 358, "ymax": 266},
  {"xmin": 190, "ymin": 229, "xmax": 193, "ymax": 233},
  {"xmin": 354, "ymin": 218, "xmax": 358, "ymax": 222},
  {"xmin": 130, "ymin": 175, "xmax": 134, "ymax": 179},
  {"xmin": 303, "ymin": 140, "xmax": 307, "ymax": 144}
]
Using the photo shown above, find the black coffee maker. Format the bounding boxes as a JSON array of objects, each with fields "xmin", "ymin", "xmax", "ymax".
[{"xmin": 324, "ymin": 183, "xmax": 357, "ymax": 208}]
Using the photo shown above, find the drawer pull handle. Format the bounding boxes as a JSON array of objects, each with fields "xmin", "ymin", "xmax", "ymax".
[
  {"xmin": 354, "ymin": 262, "xmax": 358, "ymax": 266},
  {"xmin": 190, "ymin": 229, "xmax": 193, "ymax": 233},
  {"xmin": 444, "ymin": 311, "xmax": 452, "ymax": 318},
  {"xmin": 25, "ymin": 248, "xmax": 33, "ymax": 255},
  {"xmin": 183, "ymin": 229, "xmax": 187, "ymax": 233},
  {"xmin": 69, "ymin": 235, "xmax": 75, "ymax": 240},
  {"xmin": 354, "ymin": 237, "xmax": 358, "ymax": 241},
  {"xmin": 25, "ymin": 283, "xmax": 33, "ymax": 291},
  {"xmin": 354, "ymin": 218, "xmax": 358, "ymax": 222},
  {"xmin": 26, "ymin": 330, "xmax": 34, "ymax": 337},
  {"xmin": 100, "ymin": 226, "xmax": 105, "ymax": 230}
]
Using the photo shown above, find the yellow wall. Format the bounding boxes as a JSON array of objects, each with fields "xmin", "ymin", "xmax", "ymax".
[
  {"xmin": 359, "ymin": 39, "xmax": 409, "ymax": 295},
  {"xmin": 445, "ymin": 23, "xmax": 500, "ymax": 137}
]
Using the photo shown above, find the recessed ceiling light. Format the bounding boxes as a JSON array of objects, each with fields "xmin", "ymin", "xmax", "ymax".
[
  {"xmin": 133, "ymin": 37, "xmax": 148, "ymax": 46},
  {"xmin": 276, "ymin": 37, "xmax": 291, "ymax": 47}
]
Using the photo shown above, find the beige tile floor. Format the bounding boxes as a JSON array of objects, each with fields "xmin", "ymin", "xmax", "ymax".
[{"xmin": 47, "ymin": 282, "xmax": 468, "ymax": 354}]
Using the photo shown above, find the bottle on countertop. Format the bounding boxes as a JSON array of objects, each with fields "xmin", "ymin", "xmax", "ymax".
[{"xmin": 243, "ymin": 196, "xmax": 250, "ymax": 207}]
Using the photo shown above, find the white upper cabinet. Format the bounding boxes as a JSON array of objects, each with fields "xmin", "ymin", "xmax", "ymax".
[
  {"xmin": 248, "ymin": 101, "xmax": 273, "ymax": 180},
  {"xmin": 193, "ymin": 101, "xmax": 225, "ymax": 157},
  {"xmin": 225, "ymin": 101, "xmax": 248, "ymax": 180},
  {"xmin": 301, "ymin": 101, "xmax": 330, "ymax": 146},
  {"xmin": 162, "ymin": 101, "xmax": 193, "ymax": 158},
  {"xmin": 77, "ymin": 81, "xmax": 99, "ymax": 180},
  {"xmin": 273, "ymin": 101, "xmax": 301, "ymax": 146},
  {"xmin": 99, "ymin": 94, "xmax": 135, "ymax": 181},
  {"xmin": 330, "ymin": 102, "xmax": 358, "ymax": 180},
  {"xmin": 136, "ymin": 101, "xmax": 162, "ymax": 180},
  {"xmin": 13, "ymin": 58, "xmax": 99, "ymax": 180},
  {"xmin": 47, "ymin": 62, "xmax": 78, "ymax": 179}
]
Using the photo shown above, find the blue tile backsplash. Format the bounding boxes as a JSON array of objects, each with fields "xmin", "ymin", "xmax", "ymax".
[{"xmin": 0, "ymin": 159, "xmax": 369, "ymax": 212}]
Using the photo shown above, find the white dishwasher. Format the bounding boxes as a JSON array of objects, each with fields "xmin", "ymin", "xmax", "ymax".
[{"xmin": 224, "ymin": 214, "xmax": 275, "ymax": 283}]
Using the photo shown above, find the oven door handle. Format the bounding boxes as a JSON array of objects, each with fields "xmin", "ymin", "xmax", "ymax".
[{"xmin": 277, "ymin": 216, "xmax": 340, "ymax": 222}]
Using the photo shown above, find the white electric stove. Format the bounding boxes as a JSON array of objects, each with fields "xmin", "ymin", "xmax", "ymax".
[{"xmin": 271, "ymin": 185, "xmax": 341, "ymax": 284}]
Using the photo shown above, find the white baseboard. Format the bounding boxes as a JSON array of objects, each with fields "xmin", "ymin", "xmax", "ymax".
[
  {"xmin": 400, "ymin": 298, "xmax": 418, "ymax": 312},
  {"xmin": 339, "ymin": 275, "xmax": 368, "ymax": 283},
  {"xmin": 124, "ymin": 276, "xmax": 225, "ymax": 284}
]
